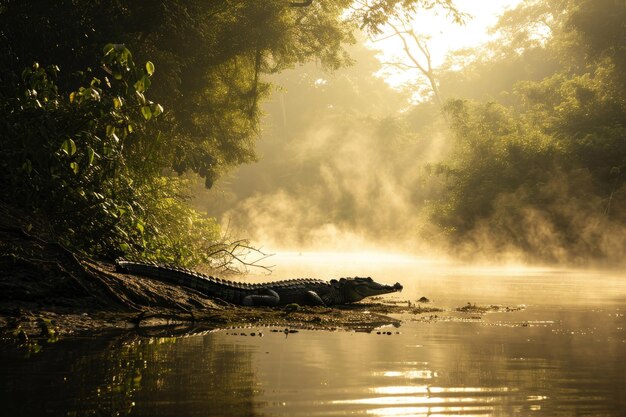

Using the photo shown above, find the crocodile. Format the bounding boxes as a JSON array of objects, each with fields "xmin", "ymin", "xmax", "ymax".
[{"xmin": 115, "ymin": 259, "xmax": 403, "ymax": 307}]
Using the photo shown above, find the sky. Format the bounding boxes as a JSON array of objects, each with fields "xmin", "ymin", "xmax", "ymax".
[{"xmin": 367, "ymin": 0, "xmax": 524, "ymax": 90}]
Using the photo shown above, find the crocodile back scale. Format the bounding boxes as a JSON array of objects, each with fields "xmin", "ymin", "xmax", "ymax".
[{"xmin": 115, "ymin": 259, "xmax": 403, "ymax": 307}]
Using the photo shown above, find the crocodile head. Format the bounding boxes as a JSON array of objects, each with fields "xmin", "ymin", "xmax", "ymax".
[{"xmin": 332, "ymin": 277, "xmax": 403, "ymax": 303}]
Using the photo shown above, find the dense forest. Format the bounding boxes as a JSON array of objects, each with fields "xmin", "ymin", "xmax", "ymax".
[
  {"xmin": 0, "ymin": 0, "xmax": 374, "ymax": 266},
  {"xmin": 1, "ymin": 0, "xmax": 624, "ymax": 268},
  {"xmin": 203, "ymin": 0, "xmax": 626, "ymax": 265}
]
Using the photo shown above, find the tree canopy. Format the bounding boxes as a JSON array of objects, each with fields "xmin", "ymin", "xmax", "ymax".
[
  {"xmin": 199, "ymin": 0, "xmax": 626, "ymax": 264},
  {"xmin": 2, "ymin": 0, "xmax": 622, "ymax": 265},
  {"xmin": 429, "ymin": 0, "xmax": 626, "ymax": 262},
  {"xmin": 0, "ymin": 0, "xmax": 460, "ymax": 264}
]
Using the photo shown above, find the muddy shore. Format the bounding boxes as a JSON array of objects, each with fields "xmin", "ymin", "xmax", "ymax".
[
  {"xmin": 0, "ymin": 253, "xmax": 439, "ymax": 342},
  {"xmin": 2, "ymin": 216, "xmax": 525, "ymax": 344}
]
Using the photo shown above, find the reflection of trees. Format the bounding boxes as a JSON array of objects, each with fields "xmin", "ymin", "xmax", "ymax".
[
  {"xmin": 129, "ymin": 335, "xmax": 263, "ymax": 417},
  {"xmin": 1, "ymin": 332, "xmax": 264, "ymax": 417}
]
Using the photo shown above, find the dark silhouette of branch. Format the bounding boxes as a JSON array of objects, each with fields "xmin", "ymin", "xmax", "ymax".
[
  {"xmin": 206, "ymin": 239, "xmax": 275, "ymax": 274},
  {"xmin": 383, "ymin": 18, "xmax": 443, "ymax": 108},
  {"xmin": 289, "ymin": 0, "xmax": 313, "ymax": 7}
]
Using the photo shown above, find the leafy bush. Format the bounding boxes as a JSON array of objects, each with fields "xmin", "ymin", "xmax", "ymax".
[{"xmin": 0, "ymin": 45, "xmax": 221, "ymax": 265}]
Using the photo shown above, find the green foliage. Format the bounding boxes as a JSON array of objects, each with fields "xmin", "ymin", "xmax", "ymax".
[
  {"xmin": 0, "ymin": 0, "xmax": 361, "ymax": 188},
  {"xmin": 3, "ymin": 1, "xmax": 411, "ymax": 264},
  {"xmin": 432, "ymin": 99, "xmax": 558, "ymax": 234},
  {"xmin": 128, "ymin": 176, "xmax": 222, "ymax": 265},
  {"xmin": 354, "ymin": 0, "xmax": 464, "ymax": 35},
  {"xmin": 0, "ymin": 0, "xmax": 468, "ymax": 189},
  {"xmin": 0, "ymin": 46, "xmax": 220, "ymax": 264},
  {"xmin": 430, "ymin": 0, "xmax": 626, "ymax": 262}
]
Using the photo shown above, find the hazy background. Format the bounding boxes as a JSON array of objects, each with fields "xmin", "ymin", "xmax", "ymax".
[
  {"xmin": 196, "ymin": 42, "xmax": 436, "ymax": 252},
  {"xmin": 194, "ymin": 0, "xmax": 626, "ymax": 266}
]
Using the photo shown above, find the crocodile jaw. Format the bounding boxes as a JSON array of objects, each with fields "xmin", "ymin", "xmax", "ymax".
[{"xmin": 344, "ymin": 279, "xmax": 403, "ymax": 302}]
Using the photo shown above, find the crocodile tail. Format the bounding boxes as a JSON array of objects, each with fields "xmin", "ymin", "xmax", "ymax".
[{"xmin": 114, "ymin": 259, "xmax": 247, "ymax": 304}]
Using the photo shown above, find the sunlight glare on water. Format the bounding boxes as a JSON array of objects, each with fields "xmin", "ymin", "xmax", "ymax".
[{"xmin": 252, "ymin": 250, "xmax": 626, "ymax": 308}]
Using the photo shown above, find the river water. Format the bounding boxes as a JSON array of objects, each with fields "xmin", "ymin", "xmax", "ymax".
[{"xmin": 2, "ymin": 252, "xmax": 625, "ymax": 417}]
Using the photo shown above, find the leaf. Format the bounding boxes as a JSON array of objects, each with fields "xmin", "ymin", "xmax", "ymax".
[
  {"xmin": 103, "ymin": 43, "xmax": 115, "ymax": 56},
  {"xmin": 69, "ymin": 162, "xmax": 79, "ymax": 174},
  {"xmin": 152, "ymin": 103, "xmax": 164, "ymax": 117},
  {"xmin": 141, "ymin": 106, "xmax": 152, "ymax": 120},
  {"xmin": 136, "ymin": 222, "xmax": 144, "ymax": 234},
  {"xmin": 146, "ymin": 61, "xmax": 155, "ymax": 76},
  {"xmin": 120, "ymin": 48, "xmax": 133, "ymax": 63},
  {"xmin": 134, "ymin": 75, "xmax": 151, "ymax": 93},
  {"xmin": 61, "ymin": 139, "xmax": 77, "ymax": 156},
  {"xmin": 113, "ymin": 96, "xmax": 122, "ymax": 109},
  {"xmin": 69, "ymin": 92, "xmax": 75, "ymax": 103},
  {"xmin": 87, "ymin": 147, "xmax": 95, "ymax": 165},
  {"xmin": 22, "ymin": 159, "xmax": 32, "ymax": 174},
  {"xmin": 106, "ymin": 125, "xmax": 115, "ymax": 137},
  {"xmin": 134, "ymin": 78, "xmax": 144, "ymax": 93}
]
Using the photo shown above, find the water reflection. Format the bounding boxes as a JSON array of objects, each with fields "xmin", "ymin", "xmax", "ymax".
[
  {"xmin": 1, "ymin": 334, "xmax": 264, "ymax": 417},
  {"xmin": 334, "ymin": 370, "xmax": 541, "ymax": 416},
  {"xmin": 1, "ymin": 266, "xmax": 625, "ymax": 416},
  {"xmin": 365, "ymin": 406, "xmax": 494, "ymax": 416}
]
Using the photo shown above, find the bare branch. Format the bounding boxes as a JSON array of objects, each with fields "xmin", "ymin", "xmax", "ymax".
[
  {"xmin": 289, "ymin": 0, "xmax": 313, "ymax": 7},
  {"xmin": 204, "ymin": 236, "xmax": 275, "ymax": 275},
  {"xmin": 380, "ymin": 61, "xmax": 416, "ymax": 69},
  {"xmin": 371, "ymin": 31, "xmax": 410, "ymax": 43},
  {"xmin": 387, "ymin": 21, "xmax": 430, "ymax": 76},
  {"xmin": 382, "ymin": 16, "xmax": 443, "ymax": 107}
]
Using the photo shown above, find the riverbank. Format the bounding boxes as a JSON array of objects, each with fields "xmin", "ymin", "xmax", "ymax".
[
  {"xmin": 0, "ymin": 255, "xmax": 434, "ymax": 340},
  {"xmin": 3, "ymin": 267, "xmax": 625, "ymax": 417},
  {"xmin": 0, "ymin": 205, "xmax": 447, "ymax": 344}
]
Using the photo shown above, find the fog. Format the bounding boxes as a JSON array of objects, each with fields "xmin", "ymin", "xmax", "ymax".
[
  {"xmin": 195, "ymin": 43, "xmax": 443, "ymax": 255},
  {"xmin": 194, "ymin": 1, "xmax": 626, "ymax": 267}
]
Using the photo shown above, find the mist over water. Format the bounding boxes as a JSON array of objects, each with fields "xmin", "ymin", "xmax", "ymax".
[
  {"xmin": 195, "ymin": 45, "xmax": 449, "ymax": 259},
  {"xmin": 194, "ymin": 1, "xmax": 626, "ymax": 267},
  {"xmin": 247, "ymin": 250, "xmax": 626, "ymax": 308},
  {"xmin": 195, "ymin": 52, "xmax": 625, "ymax": 267},
  {"xmin": 3, "ymin": 263, "xmax": 624, "ymax": 417}
]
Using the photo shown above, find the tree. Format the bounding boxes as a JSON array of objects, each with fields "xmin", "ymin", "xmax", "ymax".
[
  {"xmin": 0, "ymin": 0, "xmax": 465, "ymax": 263},
  {"xmin": 429, "ymin": 0, "xmax": 626, "ymax": 263},
  {"xmin": 356, "ymin": 0, "xmax": 465, "ymax": 106},
  {"xmin": 0, "ymin": 0, "xmax": 357, "ymax": 187}
]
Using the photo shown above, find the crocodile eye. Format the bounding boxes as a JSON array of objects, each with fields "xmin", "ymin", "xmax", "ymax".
[{"xmin": 366, "ymin": 277, "xmax": 373, "ymax": 282}]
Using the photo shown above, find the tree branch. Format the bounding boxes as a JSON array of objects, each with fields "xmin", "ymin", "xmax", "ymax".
[
  {"xmin": 206, "ymin": 239, "xmax": 275, "ymax": 274},
  {"xmin": 289, "ymin": 0, "xmax": 313, "ymax": 7}
]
